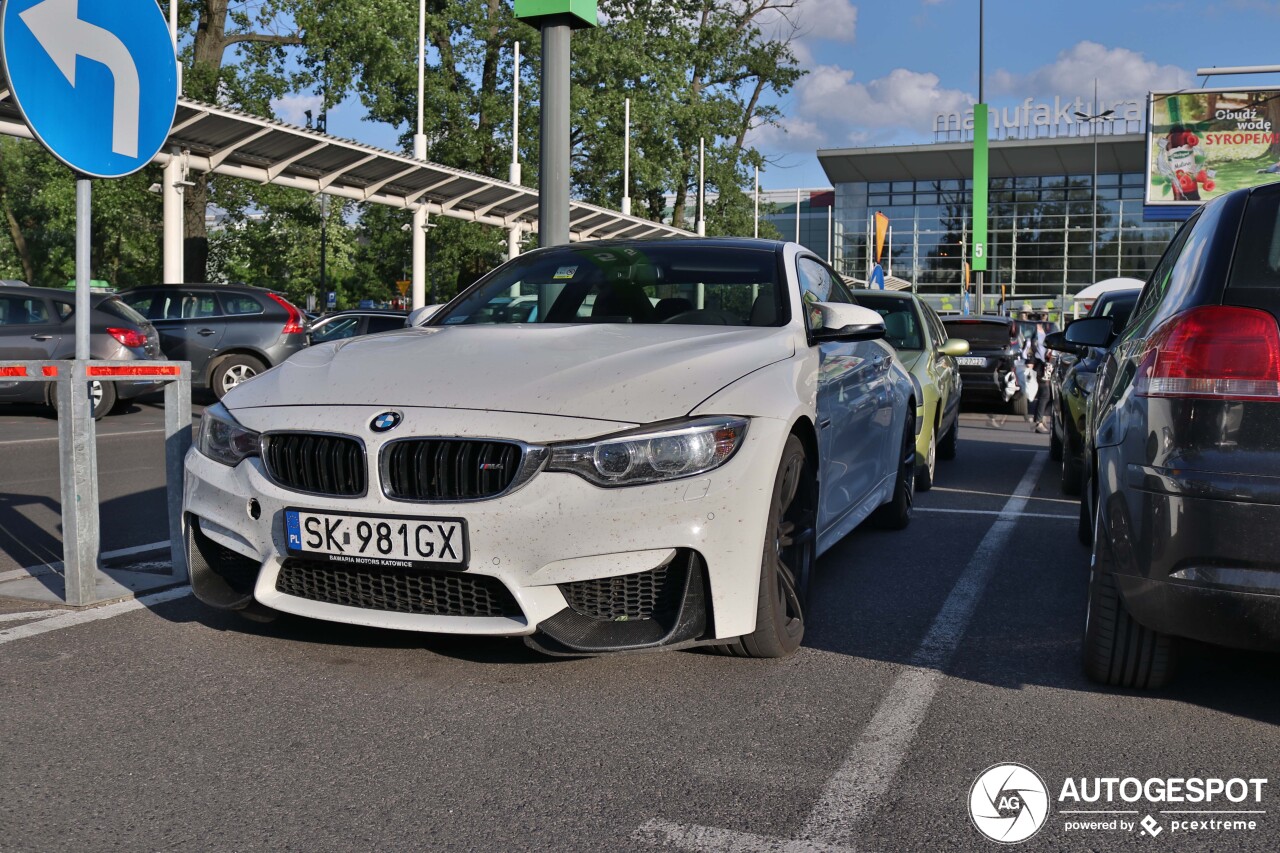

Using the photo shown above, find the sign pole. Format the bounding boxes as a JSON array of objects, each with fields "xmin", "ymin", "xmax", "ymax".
[{"xmin": 539, "ymin": 20, "xmax": 571, "ymax": 246}]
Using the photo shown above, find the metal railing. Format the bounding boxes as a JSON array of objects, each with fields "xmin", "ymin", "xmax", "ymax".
[{"xmin": 0, "ymin": 359, "xmax": 192, "ymax": 605}]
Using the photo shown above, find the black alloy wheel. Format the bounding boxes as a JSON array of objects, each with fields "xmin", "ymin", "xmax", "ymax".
[{"xmin": 719, "ymin": 434, "xmax": 816, "ymax": 659}]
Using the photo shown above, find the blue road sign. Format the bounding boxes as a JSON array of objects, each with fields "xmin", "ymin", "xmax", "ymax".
[
  {"xmin": 0, "ymin": 0, "xmax": 178, "ymax": 179},
  {"xmin": 869, "ymin": 263, "xmax": 886, "ymax": 290}
]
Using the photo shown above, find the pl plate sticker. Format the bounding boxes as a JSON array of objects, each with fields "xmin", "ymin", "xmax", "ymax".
[{"xmin": 553, "ymin": 265, "xmax": 578, "ymax": 280}]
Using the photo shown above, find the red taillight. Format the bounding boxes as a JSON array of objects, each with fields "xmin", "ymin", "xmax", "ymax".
[
  {"xmin": 1136, "ymin": 306, "xmax": 1280, "ymax": 401},
  {"xmin": 267, "ymin": 293, "xmax": 306, "ymax": 334},
  {"xmin": 107, "ymin": 327, "xmax": 147, "ymax": 348}
]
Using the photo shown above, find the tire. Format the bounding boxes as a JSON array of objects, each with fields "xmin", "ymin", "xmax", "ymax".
[
  {"xmin": 1011, "ymin": 392, "xmax": 1028, "ymax": 417},
  {"xmin": 718, "ymin": 434, "xmax": 816, "ymax": 659},
  {"xmin": 1061, "ymin": 454, "xmax": 1083, "ymax": 496},
  {"xmin": 938, "ymin": 415, "xmax": 958, "ymax": 461},
  {"xmin": 1082, "ymin": 504, "xmax": 1175, "ymax": 688},
  {"xmin": 1049, "ymin": 415, "xmax": 1063, "ymax": 461},
  {"xmin": 211, "ymin": 354, "xmax": 266, "ymax": 400},
  {"xmin": 50, "ymin": 378, "xmax": 115, "ymax": 421},
  {"xmin": 915, "ymin": 425, "xmax": 936, "ymax": 492},
  {"xmin": 871, "ymin": 408, "xmax": 916, "ymax": 530},
  {"xmin": 1078, "ymin": 469, "xmax": 1093, "ymax": 546}
]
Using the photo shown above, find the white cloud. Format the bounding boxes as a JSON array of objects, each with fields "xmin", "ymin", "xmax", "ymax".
[
  {"xmin": 272, "ymin": 93, "xmax": 323, "ymax": 127},
  {"xmin": 990, "ymin": 41, "xmax": 1192, "ymax": 104},
  {"xmin": 798, "ymin": 0, "xmax": 858, "ymax": 42}
]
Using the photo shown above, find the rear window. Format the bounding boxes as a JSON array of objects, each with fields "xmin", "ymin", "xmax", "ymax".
[
  {"xmin": 941, "ymin": 321, "xmax": 1011, "ymax": 349},
  {"xmin": 97, "ymin": 297, "xmax": 149, "ymax": 325},
  {"xmin": 221, "ymin": 294, "xmax": 264, "ymax": 315},
  {"xmin": 1228, "ymin": 189, "xmax": 1280, "ymax": 290}
]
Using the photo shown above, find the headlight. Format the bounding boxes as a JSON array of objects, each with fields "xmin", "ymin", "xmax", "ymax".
[
  {"xmin": 547, "ymin": 417, "xmax": 749, "ymax": 487},
  {"xmin": 197, "ymin": 402, "xmax": 261, "ymax": 467}
]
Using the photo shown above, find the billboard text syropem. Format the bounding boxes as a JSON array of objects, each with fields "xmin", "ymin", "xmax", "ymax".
[{"xmin": 1147, "ymin": 88, "xmax": 1280, "ymax": 206}]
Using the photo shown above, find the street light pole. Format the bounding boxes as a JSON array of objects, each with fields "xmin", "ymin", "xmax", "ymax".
[
  {"xmin": 412, "ymin": 0, "xmax": 429, "ymax": 309},
  {"xmin": 1074, "ymin": 79, "xmax": 1115, "ymax": 286}
]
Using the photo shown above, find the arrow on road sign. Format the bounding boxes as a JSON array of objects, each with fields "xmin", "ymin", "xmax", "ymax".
[{"xmin": 18, "ymin": 0, "xmax": 141, "ymax": 158}]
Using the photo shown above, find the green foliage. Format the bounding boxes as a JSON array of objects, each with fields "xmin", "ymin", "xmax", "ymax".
[
  {"xmin": 2, "ymin": 1, "xmax": 805, "ymax": 293},
  {"xmin": 0, "ymin": 138, "xmax": 161, "ymax": 288}
]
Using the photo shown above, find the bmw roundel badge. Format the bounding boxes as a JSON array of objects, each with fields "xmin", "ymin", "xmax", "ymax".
[{"xmin": 370, "ymin": 411, "xmax": 403, "ymax": 433}]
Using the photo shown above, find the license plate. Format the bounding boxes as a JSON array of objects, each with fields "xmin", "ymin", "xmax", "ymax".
[
  {"xmin": 284, "ymin": 508, "xmax": 468, "ymax": 569},
  {"xmin": 957, "ymin": 356, "xmax": 987, "ymax": 367}
]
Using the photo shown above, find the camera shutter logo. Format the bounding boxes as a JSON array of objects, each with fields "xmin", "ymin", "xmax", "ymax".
[{"xmin": 969, "ymin": 763, "xmax": 1051, "ymax": 844}]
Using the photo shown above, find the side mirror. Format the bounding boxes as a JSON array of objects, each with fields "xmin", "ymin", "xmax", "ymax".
[
  {"xmin": 811, "ymin": 302, "xmax": 886, "ymax": 343},
  {"xmin": 1063, "ymin": 316, "xmax": 1115, "ymax": 349},
  {"xmin": 406, "ymin": 304, "xmax": 442, "ymax": 327},
  {"xmin": 1044, "ymin": 330, "xmax": 1085, "ymax": 356},
  {"xmin": 938, "ymin": 337, "xmax": 969, "ymax": 357}
]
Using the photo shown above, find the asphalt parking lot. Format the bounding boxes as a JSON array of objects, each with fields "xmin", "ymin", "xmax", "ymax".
[{"xmin": 1, "ymin": 410, "xmax": 1277, "ymax": 852}]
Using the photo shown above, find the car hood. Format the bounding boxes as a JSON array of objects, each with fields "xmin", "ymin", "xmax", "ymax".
[
  {"xmin": 225, "ymin": 323, "xmax": 796, "ymax": 424},
  {"xmin": 897, "ymin": 350, "xmax": 926, "ymax": 376}
]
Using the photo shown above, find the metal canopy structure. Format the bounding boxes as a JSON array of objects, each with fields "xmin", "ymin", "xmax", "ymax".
[
  {"xmin": 818, "ymin": 134, "xmax": 1147, "ymax": 185},
  {"xmin": 0, "ymin": 89, "xmax": 688, "ymax": 242}
]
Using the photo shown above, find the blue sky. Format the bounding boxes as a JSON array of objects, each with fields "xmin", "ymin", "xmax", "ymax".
[{"xmin": 293, "ymin": 0, "xmax": 1280, "ymax": 192}]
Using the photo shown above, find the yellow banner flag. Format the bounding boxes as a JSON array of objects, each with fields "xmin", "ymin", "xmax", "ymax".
[{"xmin": 874, "ymin": 211, "xmax": 890, "ymax": 264}]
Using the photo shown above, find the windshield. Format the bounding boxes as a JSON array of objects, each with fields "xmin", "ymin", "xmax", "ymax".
[
  {"xmin": 942, "ymin": 320, "xmax": 1012, "ymax": 349},
  {"xmin": 852, "ymin": 293, "xmax": 924, "ymax": 350},
  {"xmin": 436, "ymin": 245, "xmax": 786, "ymax": 327}
]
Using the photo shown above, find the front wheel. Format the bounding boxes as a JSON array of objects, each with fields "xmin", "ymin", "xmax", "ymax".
[
  {"xmin": 915, "ymin": 425, "xmax": 936, "ymax": 492},
  {"xmin": 719, "ymin": 434, "xmax": 816, "ymax": 659}
]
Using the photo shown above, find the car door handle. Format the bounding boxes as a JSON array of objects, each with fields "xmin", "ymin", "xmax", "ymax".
[
  {"xmin": 197, "ymin": 328, "xmax": 216, "ymax": 336},
  {"xmin": 30, "ymin": 333, "xmax": 52, "ymax": 341}
]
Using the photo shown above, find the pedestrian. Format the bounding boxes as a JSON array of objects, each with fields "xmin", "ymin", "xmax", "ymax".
[{"xmin": 1028, "ymin": 317, "xmax": 1052, "ymax": 433}]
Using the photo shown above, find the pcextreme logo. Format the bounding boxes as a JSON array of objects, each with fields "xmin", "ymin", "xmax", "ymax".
[{"xmin": 969, "ymin": 765, "xmax": 1269, "ymax": 844}]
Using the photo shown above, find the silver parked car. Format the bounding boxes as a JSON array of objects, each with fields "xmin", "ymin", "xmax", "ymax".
[{"xmin": 0, "ymin": 284, "xmax": 167, "ymax": 419}]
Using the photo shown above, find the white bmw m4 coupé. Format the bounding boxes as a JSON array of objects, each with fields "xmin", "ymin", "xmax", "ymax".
[{"xmin": 184, "ymin": 239, "xmax": 916, "ymax": 657}]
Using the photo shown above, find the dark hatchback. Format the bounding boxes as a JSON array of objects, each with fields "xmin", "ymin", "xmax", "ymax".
[
  {"xmin": 1048, "ymin": 287, "xmax": 1141, "ymax": 496},
  {"xmin": 120, "ymin": 283, "xmax": 308, "ymax": 400},
  {"xmin": 1063, "ymin": 181, "xmax": 1280, "ymax": 688},
  {"xmin": 940, "ymin": 316, "xmax": 1028, "ymax": 415}
]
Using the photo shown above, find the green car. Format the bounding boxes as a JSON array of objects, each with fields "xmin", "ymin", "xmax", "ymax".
[{"xmin": 852, "ymin": 290, "xmax": 969, "ymax": 490}]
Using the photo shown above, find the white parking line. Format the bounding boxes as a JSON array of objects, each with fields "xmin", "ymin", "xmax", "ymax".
[
  {"xmin": 916, "ymin": 507, "xmax": 1074, "ymax": 521},
  {"xmin": 634, "ymin": 818, "xmax": 856, "ymax": 853},
  {"xmin": 930, "ymin": 486, "xmax": 1076, "ymax": 505},
  {"xmin": 0, "ymin": 541, "xmax": 171, "ymax": 583},
  {"xmin": 0, "ymin": 610, "xmax": 61, "ymax": 624},
  {"xmin": 0, "ymin": 428, "xmax": 166, "ymax": 446},
  {"xmin": 797, "ymin": 451, "xmax": 1047, "ymax": 846},
  {"xmin": 0, "ymin": 586, "xmax": 190, "ymax": 646},
  {"xmin": 635, "ymin": 451, "xmax": 1050, "ymax": 852}
]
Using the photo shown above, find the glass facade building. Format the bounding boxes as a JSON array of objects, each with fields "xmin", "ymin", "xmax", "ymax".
[{"xmin": 817, "ymin": 134, "xmax": 1186, "ymax": 305}]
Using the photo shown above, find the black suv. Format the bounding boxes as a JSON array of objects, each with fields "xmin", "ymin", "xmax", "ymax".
[
  {"xmin": 1060, "ymin": 181, "xmax": 1280, "ymax": 688},
  {"xmin": 940, "ymin": 316, "xmax": 1029, "ymax": 415},
  {"xmin": 120, "ymin": 284, "xmax": 307, "ymax": 399}
]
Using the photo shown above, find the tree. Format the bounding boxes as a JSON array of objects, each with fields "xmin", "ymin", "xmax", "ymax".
[{"xmin": 567, "ymin": 0, "xmax": 801, "ymax": 233}]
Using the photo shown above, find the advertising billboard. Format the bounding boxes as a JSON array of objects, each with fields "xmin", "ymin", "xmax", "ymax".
[{"xmin": 1147, "ymin": 87, "xmax": 1280, "ymax": 205}]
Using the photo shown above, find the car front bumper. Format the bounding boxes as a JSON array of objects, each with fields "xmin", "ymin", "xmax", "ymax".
[{"xmin": 183, "ymin": 409, "xmax": 789, "ymax": 647}]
